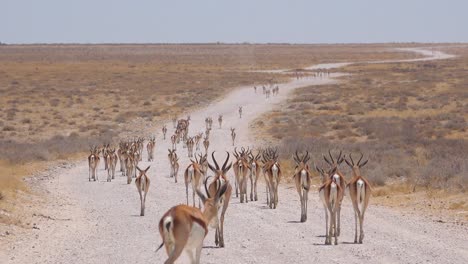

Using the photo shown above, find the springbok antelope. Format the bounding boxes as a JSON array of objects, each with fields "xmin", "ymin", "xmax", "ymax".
[
  {"xmin": 147, "ymin": 136, "xmax": 156, "ymax": 162},
  {"xmin": 233, "ymin": 147, "xmax": 251, "ymax": 203},
  {"xmin": 293, "ymin": 151, "xmax": 311, "ymax": 222},
  {"xmin": 230, "ymin": 128, "xmax": 236, "ymax": 146},
  {"xmin": 218, "ymin": 115, "xmax": 223, "ymax": 129},
  {"xmin": 186, "ymin": 137, "xmax": 195, "ymax": 158},
  {"xmin": 316, "ymin": 166, "xmax": 343, "ymax": 245},
  {"xmin": 345, "ymin": 153, "xmax": 371, "ymax": 244},
  {"xmin": 102, "ymin": 143, "xmax": 110, "ymax": 170},
  {"xmin": 205, "ymin": 117, "xmax": 213, "ymax": 131},
  {"xmin": 88, "ymin": 146, "xmax": 99, "ymax": 181},
  {"xmin": 162, "ymin": 125, "xmax": 167, "ymax": 140},
  {"xmin": 184, "ymin": 157, "xmax": 205, "ymax": 208},
  {"xmin": 171, "ymin": 134, "xmax": 177, "ymax": 151},
  {"xmin": 105, "ymin": 148, "xmax": 117, "ymax": 182},
  {"xmin": 203, "ymin": 136, "xmax": 210, "ymax": 153},
  {"xmin": 194, "ymin": 133, "xmax": 203, "ymax": 151},
  {"xmin": 172, "ymin": 116, "xmax": 177, "ymax": 128},
  {"xmin": 205, "ymin": 151, "xmax": 233, "ymax": 248},
  {"xmin": 118, "ymin": 141, "xmax": 128, "ymax": 175},
  {"xmin": 323, "ymin": 150, "xmax": 347, "ymax": 236},
  {"xmin": 125, "ymin": 151, "xmax": 135, "ymax": 184},
  {"xmin": 238, "ymin": 106, "xmax": 243, "ymax": 118},
  {"xmin": 135, "ymin": 166, "xmax": 150, "ymax": 216},
  {"xmin": 248, "ymin": 151, "xmax": 262, "ymax": 201},
  {"xmin": 168, "ymin": 149, "xmax": 179, "ymax": 183},
  {"xmin": 262, "ymin": 148, "xmax": 281, "ymax": 209},
  {"xmin": 254, "ymin": 86, "xmax": 257, "ymax": 93},
  {"xmin": 156, "ymin": 183, "xmax": 229, "ymax": 264}
]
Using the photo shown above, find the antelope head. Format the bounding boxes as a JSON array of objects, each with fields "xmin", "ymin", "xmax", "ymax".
[{"xmin": 345, "ymin": 153, "xmax": 368, "ymax": 177}]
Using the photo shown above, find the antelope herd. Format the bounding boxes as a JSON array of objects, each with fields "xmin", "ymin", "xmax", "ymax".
[{"xmin": 85, "ymin": 85, "xmax": 373, "ymax": 263}]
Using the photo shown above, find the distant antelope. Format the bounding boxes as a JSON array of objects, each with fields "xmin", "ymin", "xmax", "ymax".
[
  {"xmin": 168, "ymin": 149, "xmax": 179, "ymax": 183},
  {"xmin": 162, "ymin": 125, "xmax": 167, "ymax": 140},
  {"xmin": 238, "ymin": 106, "xmax": 243, "ymax": 118},
  {"xmin": 194, "ymin": 133, "xmax": 203, "ymax": 151},
  {"xmin": 125, "ymin": 151, "xmax": 135, "ymax": 184},
  {"xmin": 218, "ymin": 115, "xmax": 223, "ymax": 129},
  {"xmin": 205, "ymin": 151, "xmax": 233, "ymax": 247},
  {"xmin": 230, "ymin": 128, "xmax": 236, "ymax": 146},
  {"xmin": 254, "ymin": 86, "xmax": 257, "ymax": 93},
  {"xmin": 135, "ymin": 166, "xmax": 151, "ymax": 216},
  {"xmin": 293, "ymin": 151, "xmax": 311, "ymax": 222},
  {"xmin": 171, "ymin": 134, "xmax": 177, "ymax": 151},
  {"xmin": 323, "ymin": 150, "xmax": 347, "ymax": 236},
  {"xmin": 262, "ymin": 148, "xmax": 281, "ymax": 209},
  {"xmin": 203, "ymin": 136, "xmax": 210, "ymax": 153},
  {"xmin": 233, "ymin": 147, "xmax": 251, "ymax": 203},
  {"xmin": 184, "ymin": 158, "xmax": 205, "ymax": 208},
  {"xmin": 118, "ymin": 141, "xmax": 128, "ymax": 175},
  {"xmin": 172, "ymin": 116, "xmax": 177, "ymax": 128},
  {"xmin": 316, "ymin": 166, "xmax": 342, "ymax": 245},
  {"xmin": 205, "ymin": 117, "xmax": 213, "ymax": 131},
  {"xmin": 186, "ymin": 137, "xmax": 195, "ymax": 158},
  {"xmin": 106, "ymin": 148, "xmax": 117, "ymax": 182},
  {"xmin": 88, "ymin": 146, "xmax": 99, "ymax": 181},
  {"xmin": 147, "ymin": 136, "xmax": 156, "ymax": 162},
  {"xmin": 248, "ymin": 151, "xmax": 261, "ymax": 201},
  {"xmin": 102, "ymin": 143, "xmax": 110, "ymax": 170},
  {"xmin": 265, "ymin": 89, "xmax": 271, "ymax": 99},
  {"xmin": 345, "ymin": 153, "xmax": 371, "ymax": 244},
  {"xmin": 156, "ymin": 183, "xmax": 229, "ymax": 263}
]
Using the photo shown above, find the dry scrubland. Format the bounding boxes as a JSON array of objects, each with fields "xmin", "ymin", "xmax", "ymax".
[
  {"xmin": 0, "ymin": 44, "xmax": 419, "ymax": 224},
  {"xmin": 253, "ymin": 46, "xmax": 468, "ymax": 221}
]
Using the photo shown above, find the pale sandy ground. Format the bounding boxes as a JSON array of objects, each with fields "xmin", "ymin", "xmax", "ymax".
[{"xmin": 1, "ymin": 48, "xmax": 467, "ymax": 264}]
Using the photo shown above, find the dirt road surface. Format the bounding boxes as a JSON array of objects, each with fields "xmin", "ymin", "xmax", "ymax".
[{"xmin": 2, "ymin": 48, "xmax": 467, "ymax": 264}]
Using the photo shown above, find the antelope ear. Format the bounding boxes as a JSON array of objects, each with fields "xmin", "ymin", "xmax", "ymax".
[
  {"xmin": 216, "ymin": 183, "xmax": 229, "ymax": 201},
  {"xmin": 330, "ymin": 167, "xmax": 337, "ymax": 175},
  {"xmin": 208, "ymin": 163, "xmax": 217, "ymax": 172},
  {"xmin": 196, "ymin": 190, "xmax": 207, "ymax": 204},
  {"xmin": 359, "ymin": 160, "xmax": 369, "ymax": 168},
  {"xmin": 345, "ymin": 159, "xmax": 353, "ymax": 168},
  {"xmin": 223, "ymin": 162, "xmax": 232, "ymax": 173}
]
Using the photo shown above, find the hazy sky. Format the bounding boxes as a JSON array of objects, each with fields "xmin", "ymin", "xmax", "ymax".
[{"xmin": 2, "ymin": 0, "xmax": 467, "ymax": 44}]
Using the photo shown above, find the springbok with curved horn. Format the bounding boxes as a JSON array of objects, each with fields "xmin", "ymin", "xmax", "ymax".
[
  {"xmin": 135, "ymin": 166, "xmax": 150, "ymax": 216},
  {"xmin": 248, "ymin": 151, "xmax": 262, "ymax": 201},
  {"xmin": 316, "ymin": 166, "xmax": 342, "ymax": 245},
  {"xmin": 184, "ymin": 157, "xmax": 205, "ymax": 208},
  {"xmin": 203, "ymin": 136, "xmax": 210, "ymax": 153},
  {"xmin": 238, "ymin": 106, "xmax": 243, "ymax": 118},
  {"xmin": 194, "ymin": 132, "xmax": 203, "ymax": 151},
  {"xmin": 105, "ymin": 148, "xmax": 117, "ymax": 182},
  {"xmin": 323, "ymin": 150, "xmax": 347, "ymax": 236},
  {"xmin": 233, "ymin": 147, "xmax": 251, "ymax": 203},
  {"xmin": 218, "ymin": 115, "xmax": 223, "ymax": 129},
  {"xmin": 88, "ymin": 146, "xmax": 99, "ymax": 181},
  {"xmin": 293, "ymin": 151, "xmax": 311, "ymax": 222},
  {"xmin": 171, "ymin": 133, "xmax": 177, "ymax": 151},
  {"xmin": 156, "ymin": 182, "xmax": 229, "ymax": 264},
  {"xmin": 262, "ymin": 147, "xmax": 281, "ymax": 209},
  {"xmin": 125, "ymin": 150, "xmax": 135, "ymax": 184},
  {"xmin": 345, "ymin": 153, "xmax": 371, "ymax": 244},
  {"xmin": 205, "ymin": 151, "xmax": 233, "ymax": 248},
  {"xmin": 147, "ymin": 136, "xmax": 156, "ymax": 162},
  {"xmin": 186, "ymin": 137, "xmax": 195, "ymax": 158},
  {"xmin": 230, "ymin": 128, "xmax": 236, "ymax": 146},
  {"xmin": 162, "ymin": 125, "xmax": 167, "ymax": 140},
  {"xmin": 168, "ymin": 149, "xmax": 179, "ymax": 183},
  {"xmin": 172, "ymin": 116, "xmax": 177, "ymax": 128}
]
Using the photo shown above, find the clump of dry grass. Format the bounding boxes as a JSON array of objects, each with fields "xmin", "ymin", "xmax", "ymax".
[{"xmin": 255, "ymin": 48, "xmax": 468, "ymax": 191}]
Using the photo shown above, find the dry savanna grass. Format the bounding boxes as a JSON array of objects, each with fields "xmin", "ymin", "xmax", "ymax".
[
  {"xmin": 0, "ymin": 44, "xmax": 429, "ymax": 224},
  {"xmin": 253, "ymin": 46, "xmax": 468, "ymax": 215}
]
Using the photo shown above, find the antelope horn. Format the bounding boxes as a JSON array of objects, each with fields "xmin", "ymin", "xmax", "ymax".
[
  {"xmin": 357, "ymin": 153, "xmax": 364, "ymax": 166},
  {"xmin": 323, "ymin": 154, "xmax": 331, "ymax": 165},
  {"xmin": 212, "ymin": 151, "xmax": 220, "ymax": 170},
  {"xmin": 350, "ymin": 153, "xmax": 355, "ymax": 165},
  {"xmin": 338, "ymin": 150, "xmax": 342, "ymax": 161},
  {"xmin": 328, "ymin": 150, "xmax": 335, "ymax": 163},
  {"xmin": 304, "ymin": 151, "xmax": 310, "ymax": 163},
  {"xmin": 204, "ymin": 176, "xmax": 212, "ymax": 198},
  {"xmin": 222, "ymin": 151, "xmax": 230, "ymax": 170}
]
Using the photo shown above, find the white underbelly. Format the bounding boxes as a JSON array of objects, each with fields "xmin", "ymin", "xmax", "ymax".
[{"xmin": 185, "ymin": 222, "xmax": 206, "ymax": 249}]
